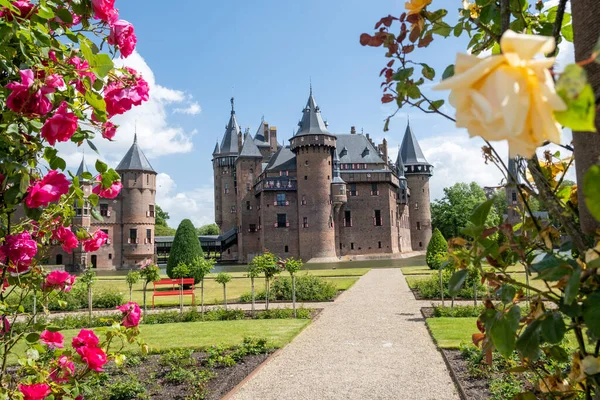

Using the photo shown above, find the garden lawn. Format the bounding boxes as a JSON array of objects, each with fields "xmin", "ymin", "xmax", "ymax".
[
  {"xmin": 405, "ymin": 275, "xmax": 430, "ymax": 289},
  {"xmin": 400, "ymin": 266, "xmax": 434, "ymax": 276}
]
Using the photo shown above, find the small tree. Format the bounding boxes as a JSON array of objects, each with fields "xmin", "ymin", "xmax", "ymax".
[
  {"xmin": 426, "ymin": 228, "xmax": 448, "ymax": 270},
  {"xmin": 125, "ymin": 270, "xmax": 140, "ymax": 302},
  {"xmin": 189, "ymin": 256, "xmax": 215, "ymax": 315},
  {"xmin": 260, "ymin": 252, "xmax": 280, "ymax": 311},
  {"xmin": 79, "ymin": 269, "xmax": 96, "ymax": 322},
  {"xmin": 215, "ymin": 273, "xmax": 232, "ymax": 310},
  {"xmin": 172, "ymin": 263, "xmax": 191, "ymax": 314},
  {"xmin": 167, "ymin": 219, "xmax": 204, "ymax": 278},
  {"xmin": 139, "ymin": 261, "xmax": 161, "ymax": 319},
  {"xmin": 282, "ymin": 257, "xmax": 303, "ymax": 317},
  {"xmin": 247, "ymin": 257, "xmax": 263, "ymax": 317}
]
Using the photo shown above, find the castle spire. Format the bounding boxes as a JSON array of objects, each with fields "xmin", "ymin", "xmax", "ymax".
[
  {"xmin": 230, "ymin": 97, "xmax": 235, "ymax": 114},
  {"xmin": 331, "ymin": 148, "xmax": 345, "ymax": 184},
  {"xmin": 219, "ymin": 98, "xmax": 241, "ymax": 155},
  {"xmin": 400, "ymin": 122, "xmax": 431, "ymax": 170},
  {"xmin": 116, "ymin": 132, "xmax": 155, "ymax": 173},
  {"xmin": 295, "ymin": 88, "xmax": 329, "ymax": 136},
  {"xmin": 76, "ymin": 153, "xmax": 90, "ymax": 180}
]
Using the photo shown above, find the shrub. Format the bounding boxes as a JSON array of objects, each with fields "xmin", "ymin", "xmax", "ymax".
[
  {"xmin": 255, "ymin": 307, "xmax": 311, "ymax": 319},
  {"xmin": 239, "ymin": 275, "xmax": 337, "ymax": 302},
  {"xmin": 167, "ymin": 219, "xmax": 204, "ymax": 278},
  {"xmin": 104, "ymin": 377, "xmax": 147, "ymax": 400},
  {"xmin": 433, "ymin": 305, "xmax": 485, "ymax": 318},
  {"xmin": 426, "ymin": 228, "xmax": 448, "ymax": 269},
  {"xmin": 164, "ymin": 367, "xmax": 196, "ymax": 384},
  {"xmin": 414, "ymin": 269, "xmax": 485, "ymax": 299},
  {"xmin": 92, "ymin": 291, "xmax": 125, "ymax": 309}
]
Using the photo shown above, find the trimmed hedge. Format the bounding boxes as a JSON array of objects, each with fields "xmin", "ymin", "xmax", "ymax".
[
  {"xmin": 239, "ymin": 275, "xmax": 337, "ymax": 302},
  {"xmin": 166, "ymin": 219, "xmax": 204, "ymax": 278},
  {"xmin": 426, "ymin": 228, "xmax": 448, "ymax": 270}
]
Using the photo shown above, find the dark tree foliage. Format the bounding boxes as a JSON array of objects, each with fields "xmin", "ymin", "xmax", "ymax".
[
  {"xmin": 426, "ymin": 228, "xmax": 448, "ymax": 270},
  {"xmin": 197, "ymin": 223, "xmax": 219, "ymax": 236},
  {"xmin": 166, "ymin": 219, "xmax": 204, "ymax": 278}
]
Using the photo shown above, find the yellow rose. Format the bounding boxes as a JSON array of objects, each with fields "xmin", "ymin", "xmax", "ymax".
[
  {"xmin": 433, "ymin": 30, "xmax": 567, "ymax": 158},
  {"xmin": 405, "ymin": 0, "xmax": 432, "ymax": 16},
  {"xmin": 569, "ymin": 353, "xmax": 586, "ymax": 383},
  {"xmin": 585, "ymin": 243, "xmax": 600, "ymax": 264},
  {"xmin": 462, "ymin": 0, "xmax": 480, "ymax": 18}
]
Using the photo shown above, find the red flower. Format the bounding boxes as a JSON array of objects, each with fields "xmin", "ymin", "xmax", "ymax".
[
  {"xmin": 72, "ymin": 329, "xmax": 99, "ymax": 349},
  {"xmin": 41, "ymin": 102, "xmax": 79, "ymax": 146},
  {"xmin": 108, "ymin": 19, "xmax": 137, "ymax": 58},
  {"xmin": 101, "ymin": 121, "xmax": 117, "ymax": 140},
  {"xmin": 92, "ymin": 0, "xmax": 118, "ymax": 23},
  {"xmin": 51, "ymin": 226, "xmax": 79, "ymax": 254},
  {"xmin": 0, "ymin": 1, "xmax": 35, "ymax": 21},
  {"xmin": 25, "ymin": 170, "xmax": 70, "ymax": 209},
  {"xmin": 82, "ymin": 230, "xmax": 108, "ymax": 252},
  {"xmin": 1, "ymin": 232, "xmax": 37, "ymax": 273},
  {"xmin": 18, "ymin": 383, "xmax": 51, "ymax": 400},
  {"xmin": 50, "ymin": 355, "xmax": 74, "ymax": 383},
  {"xmin": 116, "ymin": 302, "xmax": 141, "ymax": 328},
  {"xmin": 5, "ymin": 69, "xmax": 53, "ymax": 116},
  {"xmin": 78, "ymin": 345, "xmax": 107, "ymax": 372},
  {"xmin": 92, "ymin": 176, "xmax": 122, "ymax": 199},
  {"xmin": 40, "ymin": 329, "xmax": 64, "ymax": 348},
  {"xmin": 67, "ymin": 57, "xmax": 96, "ymax": 94},
  {"xmin": 43, "ymin": 270, "xmax": 76, "ymax": 292},
  {"xmin": 44, "ymin": 74, "xmax": 65, "ymax": 89},
  {"xmin": 104, "ymin": 68, "xmax": 149, "ymax": 117}
]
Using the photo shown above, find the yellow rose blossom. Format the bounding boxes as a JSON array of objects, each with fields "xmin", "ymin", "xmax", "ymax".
[
  {"xmin": 405, "ymin": 0, "xmax": 432, "ymax": 16},
  {"xmin": 433, "ymin": 30, "xmax": 567, "ymax": 158},
  {"xmin": 462, "ymin": 0, "xmax": 480, "ymax": 18},
  {"xmin": 569, "ymin": 353, "xmax": 586, "ymax": 383},
  {"xmin": 539, "ymin": 374, "xmax": 571, "ymax": 393},
  {"xmin": 585, "ymin": 242, "xmax": 600, "ymax": 264}
]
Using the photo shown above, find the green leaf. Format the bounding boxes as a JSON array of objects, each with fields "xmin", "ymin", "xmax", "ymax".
[
  {"xmin": 500, "ymin": 284, "xmax": 516, "ymax": 305},
  {"xmin": 431, "ymin": 22, "xmax": 452, "ymax": 37},
  {"xmin": 562, "ymin": 24, "xmax": 573, "ymax": 42},
  {"xmin": 95, "ymin": 159, "xmax": 108, "ymax": 174},
  {"xmin": 453, "ymin": 23, "xmax": 463, "ymax": 37},
  {"xmin": 428, "ymin": 99, "xmax": 444, "ymax": 111},
  {"xmin": 407, "ymin": 85, "xmax": 421, "ymax": 99},
  {"xmin": 392, "ymin": 67, "xmax": 414, "ymax": 81},
  {"xmin": 583, "ymin": 292, "xmax": 600, "ymax": 338},
  {"xmin": 584, "ymin": 166, "xmax": 600, "ymax": 222},
  {"xmin": 546, "ymin": 345, "xmax": 569, "ymax": 362},
  {"xmin": 87, "ymin": 193, "xmax": 99, "ymax": 207},
  {"xmin": 45, "ymin": 326, "xmax": 61, "ymax": 332},
  {"xmin": 448, "ymin": 269, "xmax": 468, "ymax": 297},
  {"xmin": 19, "ymin": 172, "xmax": 29, "ymax": 194},
  {"xmin": 540, "ymin": 312, "xmax": 566, "ymax": 344},
  {"xmin": 84, "ymin": 90, "xmax": 107, "ymax": 114},
  {"xmin": 421, "ymin": 63, "xmax": 435, "ymax": 80},
  {"xmin": 490, "ymin": 307, "xmax": 520, "ymax": 358},
  {"xmin": 470, "ymin": 198, "xmax": 494, "ymax": 227},
  {"xmin": 36, "ymin": 4, "xmax": 55, "ymax": 19},
  {"xmin": 25, "ymin": 332, "xmax": 40, "ymax": 343},
  {"xmin": 426, "ymin": 9, "xmax": 447, "ymax": 23},
  {"xmin": 81, "ymin": 172, "xmax": 94, "ymax": 180},
  {"xmin": 55, "ymin": 8, "xmax": 73, "ymax": 24},
  {"xmin": 92, "ymin": 54, "xmax": 114, "ymax": 79},
  {"xmin": 442, "ymin": 64, "xmax": 454, "ymax": 80},
  {"xmin": 564, "ymin": 266, "xmax": 581, "ymax": 305},
  {"xmin": 49, "ymin": 156, "xmax": 66, "ymax": 171},
  {"xmin": 90, "ymin": 208, "xmax": 104, "ymax": 222},
  {"xmin": 87, "ymin": 139, "xmax": 100, "ymax": 155},
  {"xmin": 516, "ymin": 320, "xmax": 541, "ymax": 360}
]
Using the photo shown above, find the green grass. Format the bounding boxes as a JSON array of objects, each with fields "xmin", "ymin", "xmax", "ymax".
[
  {"xmin": 401, "ymin": 266, "xmax": 434, "ymax": 275},
  {"xmin": 405, "ymin": 275, "xmax": 429, "ymax": 289}
]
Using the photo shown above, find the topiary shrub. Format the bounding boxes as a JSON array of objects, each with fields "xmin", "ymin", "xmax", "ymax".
[
  {"xmin": 426, "ymin": 228, "xmax": 448, "ymax": 270},
  {"xmin": 166, "ymin": 219, "xmax": 204, "ymax": 278}
]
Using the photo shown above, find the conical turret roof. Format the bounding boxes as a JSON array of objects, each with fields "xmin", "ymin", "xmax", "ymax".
[
  {"xmin": 116, "ymin": 134, "xmax": 156, "ymax": 173},
  {"xmin": 239, "ymin": 132, "xmax": 263, "ymax": 158},
  {"xmin": 399, "ymin": 122, "xmax": 430, "ymax": 166},
  {"xmin": 395, "ymin": 147, "xmax": 406, "ymax": 178},
  {"xmin": 212, "ymin": 141, "xmax": 220, "ymax": 156},
  {"xmin": 331, "ymin": 148, "xmax": 345, "ymax": 184},
  {"xmin": 76, "ymin": 154, "xmax": 90, "ymax": 180},
  {"xmin": 254, "ymin": 118, "xmax": 270, "ymax": 147},
  {"xmin": 295, "ymin": 89, "xmax": 330, "ymax": 136},
  {"xmin": 219, "ymin": 97, "xmax": 240, "ymax": 155}
]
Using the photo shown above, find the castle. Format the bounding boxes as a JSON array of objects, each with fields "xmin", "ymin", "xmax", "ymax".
[
  {"xmin": 52, "ymin": 134, "xmax": 157, "ymax": 271},
  {"xmin": 213, "ymin": 91, "xmax": 433, "ymax": 263}
]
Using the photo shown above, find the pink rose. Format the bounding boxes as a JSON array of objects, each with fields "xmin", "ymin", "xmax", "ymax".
[
  {"xmin": 0, "ymin": 1, "xmax": 35, "ymax": 21},
  {"xmin": 25, "ymin": 170, "xmax": 70, "ymax": 209},
  {"xmin": 82, "ymin": 230, "xmax": 108, "ymax": 252},
  {"xmin": 41, "ymin": 102, "xmax": 78, "ymax": 146},
  {"xmin": 50, "ymin": 355, "xmax": 74, "ymax": 383},
  {"xmin": 51, "ymin": 226, "xmax": 79, "ymax": 254},
  {"xmin": 18, "ymin": 383, "xmax": 51, "ymax": 400},
  {"xmin": 92, "ymin": 176, "xmax": 122, "ymax": 199},
  {"xmin": 44, "ymin": 74, "xmax": 65, "ymax": 89},
  {"xmin": 72, "ymin": 329, "xmax": 99, "ymax": 349},
  {"xmin": 68, "ymin": 57, "xmax": 96, "ymax": 94},
  {"xmin": 40, "ymin": 329, "xmax": 64, "ymax": 348},
  {"xmin": 78, "ymin": 345, "xmax": 107, "ymax": 372},
  {"xmin": 43, "ymin": 270, "xmax": 76, "ymax": 292},
  {"xmin": 6, "ymin": 69, "xmax": 53, "ymax": 116},
  {"xmin": 1, "ymin": 232, "xmax": 37, "ymax": 273},
  {"xmin": 101, "ymin": 121, "xmax": 117, "ymax": 140},
  {"xmin": 104, "ymin": 68, "xmax": 149, "ymax": 117},
  {"xmin": 1, "ymin": 316, "xmax": 10, "ymax": 335},
  {"xmin": 52, "ymin": 7, "xmax": 81, "ymax": 27},
  {"xmin": 108, "ymin": 19, "xmax": 136, "ymax": 58},
  {"xmin": 116, "ymin": 302, "xmax": 141, "ymax": 328},
  {"xmin": 92, "ymin": 0, "xmax": 117, "ymax": 23}
]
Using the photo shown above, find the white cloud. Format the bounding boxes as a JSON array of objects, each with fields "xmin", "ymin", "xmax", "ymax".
[
  {"xmin": 156, "ymin": 173, "xmax": 215, "ymax": 228},
  {"xmin": 174, "ymin": 102, "xmax": 202, "ymax": 115}
]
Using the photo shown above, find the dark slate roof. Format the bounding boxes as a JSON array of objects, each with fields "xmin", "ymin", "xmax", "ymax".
[
  {"xmin": 331, "ymin": 146, "xmax": 345, "ymax": 184},
  {"xmin": 265, "ymin": 146, "xmax": 296, "ymax": 171},
  {"xmin": 239, "ymin": 133, "xmax": 263, "ymax": 158},
  {"xmin": 116, "ymin": 134, "xmax": 156, "ymax": 173},
  {"xmin": 400, "ymin": 123, "xmax": 430, "ymax": 165},
  {"xmin": 295, "ymin": 90, "xmax": 330, "ymax": 136},
  {"xmin": 76, "ymin": 155, "xmax": 90, "ymax": 180},
  {"xmin": 219, "ymin": 98, "xmax": 241, "ymax": 155},
  {"xmin": 395, "ymin": 147, "xmax": 406, "ymax": 178},
  {"xmin": 254, "ymin": 119, "xmax": 270, "ymax": 147},
  {"xmin": 335, "ymin": 134, "xmax": 385, "ymax": 164},
  {"xmin": 212, "ymin": 141, "xmax": 220, "ymax": 156}
]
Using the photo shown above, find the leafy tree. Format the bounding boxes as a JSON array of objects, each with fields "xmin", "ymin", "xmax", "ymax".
[
  {"xmin": 250, "ymin": 252, "xmax": 279, "ymax": 310},
  {"xmin": 155, "ymin": 205, "xmax": 176, "ymax": 236},
  {"xmin": 282, "ymin": 257, "xmax": 303, "ymax": 317},
  {"xmin": 197, "ymin": 223, "xmax": 219, "ymax": 236},
  {"xmin": 189, "ymin": 256, "xmax": 215, "ymax": 314},
  {"xmin": 155, "ymin": 224, "xmax": 176, "ymax": 236},
  {"xmin": 247, "ymin": 258, "xmax": 263, "ymax": 316},
  {"xmin": 139, "ymin": 262, "xmax": 161, "ymax": 319},
  {"xmin": 156, "ymin": 205, "xmax": 170, "ymax": 227},
  {"xmin": 125, "ymin": 270, "xmax": 140, "ymax": 302},
  {"xmin": 79, "ymin": 269, "xmax": 96, "ymax": 322},
  {"xmin": 431, "ymin": 182, "xmax": 501, "ymax": 239},
  {"xmin": 426, "ymin": 229, "xmax": 448, "ymax": 270},
  {"xmin": 166, "ymin": 219, "xmax": 203, "ymax": 278},
  {"xmin": 215, "ymin": 273, "xmax": 232, "ymax": 310}
]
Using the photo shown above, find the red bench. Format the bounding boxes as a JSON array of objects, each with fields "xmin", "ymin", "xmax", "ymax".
[{"xmin": 152, "ymin": 278, "xmax": 195, "ymax": 308}]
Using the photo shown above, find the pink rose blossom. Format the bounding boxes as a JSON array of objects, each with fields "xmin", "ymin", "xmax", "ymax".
[
  {"xmin": 108, "ymin": 19, "xmax": 136, "ymax": 58},
  {"xmin": 51, "ymin": 226, "xmax": 79, "ymax": 254},
  {"xmin": 68, "ymin": 57, "xmax": 96, "ymax": 94},
  {"xmin": 92, "ymin": 0, "xmax": 117, "ymax": 23},
  {"xmin": 72, "ymin": 329, "xmax": 99, "ymax": 349},
  {"xmin": 92, "ymin": 176, "xmax": 122, "ymax": 199},
  {"xmin": 101, "ymin": 121, "xmax": 117, "ymax": 140},
  {"xmin": 50, "ymin": 355, "xmax": 75, "ymax": 383},
  {"xmin": 1, "ymin": 316, "xmax": 10, "ymax": 335},
  {"xmin": 117, "ymin": 302, "xmax": 141, "ymax": 328},
  {"xmin": 0, "ymin": 1, "xmax": 35, "ymax": 21},
  {"xmin": 41, "ymin": 102, "xmax": 78, "ymax": 146},
  {"xmin": 104, "ymin": 68, "xmax": 149, "ymax": 117},
  {"xmin": 44, "ymin": 74, "xmax": 65, "ymax": 89},
  {"xmin": 40, "ymin": 329, "xmax": 64, "ymax": 348},
  {"xmin": 82, "ymin": 230, "xmax": 108, "ymax": 252},
  {"xmin": 25, "ymin": 170, "xmax": 70, "ymax": 209},
  {"xmin": 18, "ymin": 383, "xmax": 51, "ymax": 400},
  {"xmin": 78, "ymin": 345, "xmax": 107, "ymax": 372},
  {"xmin": 1, "ymin": 232, "xmax": 37, "ymax": 273},
  {"xmin": 6, "ymin": 69, "xmax": 53, "ymax": 116},
  {"xmin": 52, "ymin": 7, "xmax": 81, "ymax": 27},
  {"xmin": 43, "ymin": 270, "xmax": 76, "ymax": 292},
  {"xmin": 48, "ymin": 51, "xmax": 59, "ymax": 63}
]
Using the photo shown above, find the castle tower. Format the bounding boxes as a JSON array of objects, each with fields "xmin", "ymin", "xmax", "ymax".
[
  {"xmin": 399, "ymin": 122, "xmax": 433, "ymax": 250},
  {"xmin": 506, "ymin": 158, "xmax": 524, "ymax": 227},
  {"xmin": 213, "ymin": 98, "xmax": 241, "ymax": 237},
  {"xmin": 70, "ymin": 155, "xmax": 92, "ymax": 270},
  {"xmin": 395, "ymin": 150, "xmax": 412, "ymax": 252},
  {"xmin": 290, "ymin": 89, "xmax": 337, "ymax": 261},
  {"xmin": 116, "ymin": 133, "xmax": 157, "ymax": 269}
]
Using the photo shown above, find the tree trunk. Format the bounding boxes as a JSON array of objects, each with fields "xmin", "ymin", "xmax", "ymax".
[
  {"xmin": 251, "ymin": 277, "xmax": 255, "ymax": 317},
  {"xmin": 439, "ymin": 268, "xmax": 444, "ymax": 307},
  {"xmin": 265, "ymin": 276, "xmax": 270, "ymax": 311},
  {"xmin": 223, "ymin": 285, "xmax": 227, "ymax": 310},
  {"xmin": 88, "ymin": 285, "xmax": 92, "ymax": 322},
  {"xmin": 571, "ymin": 0, "xmax": 600, "ymax": 234},
  {"xmin": 201, "ymin": 279, "xmax": 205, "ymax": 316},
  {"xmin": 129, "ymin": 286, "xmax": 133, "ymax": 302},
  {"xmin": 143, "ymin": 282, "xmax": 148, "ymax": 320},
  {"xmin": 292, "ymin": 274, "xmax": 296, "ymax": 318}
]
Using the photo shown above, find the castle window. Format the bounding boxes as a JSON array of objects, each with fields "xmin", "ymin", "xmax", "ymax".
[
  {"xmin": 304, "ymin": 176, "xmax": 307, "ymax": 180},
  {"xmin": 419, "ymin": 242, "xmax": 423, "ymax": 247},
  {"xmin": 277, "ymin": 214, "xmax": 287, "ymax": 228},
  {"xmin": 246, "ymin": 201, "xmax": 251, "ymax": 210},
  {"xmin": 224, "ymin": 183, "xmax": 229, "ymax": 194},
  {"xmin": 349, "ymin": 184, "xmax": 357, "ymax": 196},
  {"xmin": 374, "ymin": 210, "xmax": 382, "ymax": 226},
  {"xmin": 129, "ymin": 229, "xmax": 138, "ymax": 244},
  {"xmin": 284, "ymin": 245, "xmax": 289, "ymax": 253},
  {"xmin": 371, "ymin": 183, "xmax": 378, "ymax": 196},
  {"xmin": 83, "ymin": 206, "xmax": 88, "ymax": 216},
  {"xmin": 327, "ymin": 176, "xmax": 330, "ymax": 180},
  {"xmin": 246, "ymin": 183, "xmax": 251, "ymax": 192},
  {"xmin": 303, "ymin": 217, "xmax": 308, "ymax": 228},
  {"xmin": 512, "ymin": 192, "xmax": 517, "ymax": 202},
  {"xmin": 415, "ymin": 202, "xmax": 419, "ymax": 210},
  {"xmin": 108, "ymin": 253, "xmax": 112, "ymax": 260},
  {"xmin": 301, "ymin": 195, "xmax": 306, "ymax": 206},
  {"xmin": 101, "ymin": 229, "xmax": 109, "ymax": 236},
  {"xmin": 249, "ymin": 224, "xmax": 257, "ymax": 232},
  {"xmin": 56, "ymin": 254, "xmax": 62, "ymax": 265},
  {"xmin": 147, "ymin": 175, "xmax": 149, "ymax": 184},
  {"xmin": 378, "ymin": 241, "xmax": 382, "ymax": 249},
  {"xmin": 231, "ymin": 206, "xmax": 236, "ymax": 213},
  {"xmin": 351, "ymin": 242, "xmax": 355, "ymax": 250},
  {"xmin": 305, "ymin": 160, "xmax": 309, "ymax": 166},
  {"xmin": 417, "ymin": 222, "xmax": 421, "ymax": 230},
  {"xmin": 146, "ymin": 229, "xmax": 152, "ymax": 244},
  {"xmin": 339, "ymin": 243, "xmax": 343, "ymax": 250},
  {"xmin": 100, "ymin": 203, "xmax": 109, "ymax": 217},
  {"xmin": 344, "ymin": 211, "xmax": 352, "ymax": 227},
  {"xmin": 148, "ymin": 204, "xmax": 155, "ymax": 218},
  {"xmin": 276, "ymin": 193, "xmax": 287, "ymax": 206}
]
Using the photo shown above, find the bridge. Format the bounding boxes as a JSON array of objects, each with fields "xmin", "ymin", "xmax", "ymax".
[{"xmin": 155, "ymin": 228, "xmax": 237, "ymax": 264}]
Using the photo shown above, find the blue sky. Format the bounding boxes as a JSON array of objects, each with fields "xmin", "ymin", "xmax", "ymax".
[{"xmin": 63, "ymin": 0, "xmax": 572, "ymax": 227}]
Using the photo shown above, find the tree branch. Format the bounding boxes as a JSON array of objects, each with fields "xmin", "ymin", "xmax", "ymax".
[
  {"xmin": 549, "ymin": 0, "xmax": 568, "ymax": 57},
  {"xmin": 500, "ymin": 0, "xmax": 511, "ymax": 34}
]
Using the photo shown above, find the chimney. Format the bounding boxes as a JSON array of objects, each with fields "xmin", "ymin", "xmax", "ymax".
[
  {"xmin": 237, "ymin": 131, "xmax": 242, "ymax": 153},
  {"xmin": 350, "ymin": 126, "xmax": 356, "ymax": 134},
  {"xmin": 269, "ymin": 126, "xmax": 278, "ymax": 153},
  {"xmin": 264, "ymin": 123, "xmax": 269, "ymax": 143},
  {"xmin": 382, "ymin": 138, "xmax": 388, "ymax": 165}
]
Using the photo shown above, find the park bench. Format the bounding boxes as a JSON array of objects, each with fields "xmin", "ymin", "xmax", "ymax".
[{"xmin": 152, "ymin": 278, "xmax": 195, "ymax": 309}]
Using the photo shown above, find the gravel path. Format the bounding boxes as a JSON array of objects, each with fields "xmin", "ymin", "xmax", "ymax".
[{"xmin": 230, "ymin": 268, "xmax": 459, "ymax": 400}]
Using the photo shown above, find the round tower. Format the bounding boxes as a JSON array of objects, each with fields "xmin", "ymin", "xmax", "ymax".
[
  {"xmin": 399, "ymin": 122, "xmax": 433, "ymax": 251},
  {"xmin": 116, "ymin": 133, "xmax": 157, "ymax": 269},
  {"xmin": 290, "ymin": 90, "xmax": 337, "ymax": 261},
  {"xmin": 70, "ymin": 156, "xmax": 93, "ymax": 271}
]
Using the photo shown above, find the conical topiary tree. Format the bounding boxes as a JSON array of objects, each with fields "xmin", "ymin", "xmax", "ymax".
[
  {"xmin": 426, "ymin": 228, "xmax": 448, "ymax": 270},
  {"xmin": 166, "ymin": 219, "xmax": 204, "ymax": 278}
]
